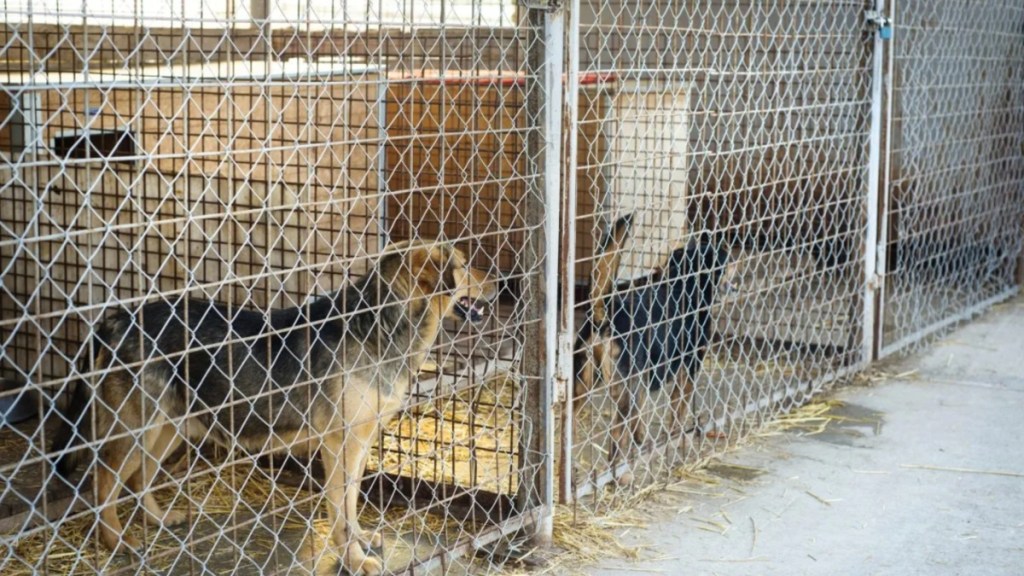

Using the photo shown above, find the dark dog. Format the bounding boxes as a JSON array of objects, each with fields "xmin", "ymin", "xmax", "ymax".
[
  {"xmin": 575, "ymin": 215, "xmax": 728, "ymax": 481},
  {"xmin": 50, "ymin": 240, "xmax": 496, "ymax": 576}
]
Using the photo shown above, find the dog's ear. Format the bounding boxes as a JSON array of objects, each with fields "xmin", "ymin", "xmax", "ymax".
[{"xmin": 409, "ymin": 245, "xmax": 458, "ymax": 294}]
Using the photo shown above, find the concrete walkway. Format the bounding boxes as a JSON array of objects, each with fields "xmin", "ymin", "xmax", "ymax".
[{"xmin": 587, "ymin": 296, "xmax": 1024, "ymax": 576}]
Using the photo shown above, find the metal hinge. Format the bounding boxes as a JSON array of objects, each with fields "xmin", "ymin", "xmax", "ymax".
[
  {"xmin": 865, "ymin": 9, "xmax": 893, "ymax": 40},
  {"xmin": 520, "ymin": 0, "xmax": 563, "ymax": 12}
]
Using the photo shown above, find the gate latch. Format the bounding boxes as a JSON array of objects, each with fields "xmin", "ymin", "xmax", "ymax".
[{"xmin": 865, "ymin": 10, "xmax": 893, "ymax": 40}]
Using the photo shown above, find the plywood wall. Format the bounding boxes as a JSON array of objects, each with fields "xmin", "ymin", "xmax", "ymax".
[
  {"xmin": 383, "ymin": 78, "xmax": 608, "ymax": 278},
  {"xmin": 602, "ymin": 87, "xmax": 690, "ymax": 279},
  {"xmin": 383, "ymin": 79, "xmax": 527, "ymax": 274},
  {"xmin": 0, "ymin": 78, "xmax": 381, "ymax": 386}
]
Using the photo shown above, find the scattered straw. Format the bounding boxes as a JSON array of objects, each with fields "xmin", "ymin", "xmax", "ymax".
[
  {"xmin": 748, "ymin": 517, "xmax": 757, "ymax": 556},
  {"xmin": 718, "ymin": 509, "xmax": 732, "ymax": 525},
  {"xmin": 688, "ymin": 516, "xmax": 730, "ymax": 536},
  {"xmin": 4, "ymin": 373, "xmax": 523, "ymax": 576},
  {"xmin": 804, "ymin": 491, "xmax": 838, "ymax": 507},
  {"xmin": 541, "ymin": 505, "xmax": 648, "ymax": 575},
  {"xmin": 674, "ymin": 468, "xmax": 722, "ymax": 486},
  {"xmin": 758, "ymin": 400, "xmax": 841, "ymax": 437},
  {"xmin": 900, "ymin": 464, "xmax": 1024, "ymax": 478}
]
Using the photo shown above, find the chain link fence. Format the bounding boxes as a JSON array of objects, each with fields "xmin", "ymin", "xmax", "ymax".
[
  {"xmin": 564, "ymin": 0, "xmax": 875, "ymax": 497},
  {"xmin": 0, "ymin": 1, "xmax": 553, "ymax": 574},
  {"xmin": 879, "ymin": 0, "xmax": 1024, "ymax": 355},
  {"xmin": 0, "ymin": 0, "xmax": 1021, "ymax": 574}
]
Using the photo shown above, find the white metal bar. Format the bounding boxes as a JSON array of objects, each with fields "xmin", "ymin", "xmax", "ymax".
[
  {"xmin": 558, "ymin": 0, "xmax": 581, "ymax": 506},
  {"xmin": 538, "ymin": 1, "xmax": 565, "ymax": 543},
  {"xmin": 863, "ymin": 0, "xmax": 887, "ymax": 363},
  {"xmin": 876, "ymin": 0, "xmax": 897, "ymax": 354},
  {"xmin": 377, "ymin": 79, "xmax": 389, "ymax": 252}
]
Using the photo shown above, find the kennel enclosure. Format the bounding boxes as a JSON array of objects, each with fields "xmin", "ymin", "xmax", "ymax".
[{"xmin": 0, "ymin": 0, "xmax": 1022, "ymax": 574}]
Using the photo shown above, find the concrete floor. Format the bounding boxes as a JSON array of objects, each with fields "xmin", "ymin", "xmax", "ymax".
[{"xmin": 586, "ymin": 296, "xmax": 1024, "ymax": 576}]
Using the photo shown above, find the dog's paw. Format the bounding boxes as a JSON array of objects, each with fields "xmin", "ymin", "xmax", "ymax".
[
  {"xmin": 119, "ymin": 533, "xmax": 143, "ymax": 554},
  {"xmin": 341, "ymin": 543, "xmax": 384, "ymax": 576},
  {"xmin": 162, "ymin": 509, "xmax": 188, "ymax": 527}
]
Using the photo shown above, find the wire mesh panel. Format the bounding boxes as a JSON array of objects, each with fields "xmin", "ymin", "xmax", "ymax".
[
  {"xmin": 0, "ymin": 1, "xmax": 553, "ymax": 574},
  {"xmin": 565, "ymin": 0, "xmax": 876, "ymax": 496},
  {"xmin": 879, "ymin": 1, "xmax": 1024, "ymax": 355},
  {"xmin": 2, "ymin": 0, "xmax": 1022, "ymax": 571}
]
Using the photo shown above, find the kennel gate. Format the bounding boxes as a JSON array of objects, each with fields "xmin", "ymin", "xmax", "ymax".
[
  {"xmin": 560, "ymin": 0, "xmax": 881, "ymax": 500},
  {"xmin": 876, "ymin": 0, "xmax": 1024, "ymax": 356},
  {"xmin": 559, "ymin": 0, "xmax": 1024, "ymax": 504}
]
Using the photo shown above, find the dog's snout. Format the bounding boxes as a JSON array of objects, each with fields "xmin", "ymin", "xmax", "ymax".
[{"xmin": 451, "ymin": 267, "xmax": 497, "ymax": 324}]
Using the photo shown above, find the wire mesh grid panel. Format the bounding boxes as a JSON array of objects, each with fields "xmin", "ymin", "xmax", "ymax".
[
  {"xmin": 879, "ymin": 0, "xmax": 1024, "ymax": 355},
  {"xmin": 0, "ymin": 2, "xmax": 554, "ymax": 575},
  {"xmin": 565, "ymin": 0, "xmax": 876, "ymax": 496}
]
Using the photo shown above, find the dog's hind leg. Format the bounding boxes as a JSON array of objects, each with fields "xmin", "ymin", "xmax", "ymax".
[
  {"xmin": 572, "ymin": 336, "xmax": 601, "ymax": 428},
  {"xmin": 129, "ymin": 423, "xmax": 186, "ymax": 528},
  {"xmin": 608, "ymin": 380, "xmax": 639, "ymax": 486},
  {"xmin": 93, "ymin": 369, "xmax": 150, "ymax": 553}
]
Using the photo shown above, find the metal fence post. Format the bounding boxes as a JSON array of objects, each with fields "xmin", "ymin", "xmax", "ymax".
[
  {"xmin": 557, "ymin": 0, "xmax": 580, "ymax": 506},
  {"xmin": 521, "ymin": 0, "xmax": 564, "ymax": 545},
  {"xmin": 875, "ymin": 0, "xmax": 897, "ymax": 359},
  {"xmin": 864, "ymin": 0, "xmax": 889, "ymax": 363}
]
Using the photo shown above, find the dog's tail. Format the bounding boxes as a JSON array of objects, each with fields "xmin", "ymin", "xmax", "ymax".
[
  {"xmin": 591, "ymin": 214, "xmax": 633, "ymax": 326},
  {"xmin": 50, "ymin": 348, "xmax": 102, "ymax": 481}
]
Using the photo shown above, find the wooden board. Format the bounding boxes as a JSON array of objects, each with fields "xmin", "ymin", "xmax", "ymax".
[
  {"xmin": 0, "ymin": 69, "xmax": 383, "ymax": 386},
  {"xmin": 383, "ymin": 74, "xmax": 611, "ymax": 276}
]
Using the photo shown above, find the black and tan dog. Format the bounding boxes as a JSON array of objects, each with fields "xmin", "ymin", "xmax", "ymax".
[
  {"xmin": 51, "ymin": 240, "xmax": 496, "ymax": 576},
  {"xmin": 575, "ymin": 215, "xmax": 729, "ymax": 482}
]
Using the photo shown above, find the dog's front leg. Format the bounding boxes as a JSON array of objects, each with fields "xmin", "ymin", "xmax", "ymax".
[
  {"xmin": 322, "ymin": 426, "xmax": 382, "ymax": 576},
  {"xmin": 670, "ymin": 372, "xmax": 696, "ymax": 437},
  {"xmin": 603, "ymin": 343, "xmax": 635, "ymax": 486},
  {"xmin": 344, "ymin": 420, "xmax": 383, "ymax": 548}
]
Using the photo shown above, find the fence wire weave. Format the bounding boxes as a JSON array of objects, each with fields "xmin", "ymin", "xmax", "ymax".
[
  {"xmin": 0, "ymin": 2, "xmax": 549, "ymax": 575},
  {"xmin": 0, "ymin": 0, "xmax": 1021, "ymax": 575},
  {"xmin": 565, "ymin": 0, "xmax": 874, "ymax": 496},
  {"xmin": 880, "ymin": 0, "xmax": 1024, "ymax": 355}
]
